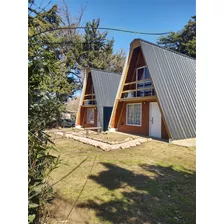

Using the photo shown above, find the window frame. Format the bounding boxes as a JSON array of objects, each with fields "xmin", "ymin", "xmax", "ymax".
[
  {"xmin": 126, "ymin": 103, "xmax": 142, "ymax": 127},
  {"xmin": 136, "ymin": 66, "xmax": 153, "ymax": 97},
  {"xmin": 86, "ymin": 108, "xmax": 95, "ymax": 124}
]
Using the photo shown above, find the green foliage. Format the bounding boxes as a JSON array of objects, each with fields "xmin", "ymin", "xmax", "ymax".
[
  {"xmin": 108, "ymin": 49, "xmax": 126, "ymax": 73},
  {"xmin": 28, "ymin": 1, "xmax": 125, "ymax": 223},
  {"xmin": 158, "ymin": 16, "xmax": 196, "ymax": 58},
  {"xmin": 81, "ymin": 18, "xmax": 114, "ymax": 69},
  {"xmin": 81, "ymin": 18, "xmax": 125, "ymax": 72},
  {"xmin": 28, "ymin": 3, "xmax": 75, "ymax": 223},
  {"xmin": 29, "ymin": 4, "xmax": 77, "ymax": 129},
  {"xmin": 63, "ymin": 18, "xmax": 125, "ymax": 75},
  {"xmin": 28, "ymin": 132, "xmax": 60, "ymax": 223}
]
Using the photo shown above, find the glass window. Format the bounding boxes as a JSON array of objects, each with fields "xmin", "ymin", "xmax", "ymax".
[
  {"xmin": 145, "ymin": 67, "xmax": 150, "ymax": 79},
  {"xmin": 126, "ymin": 104, "xmax": 141, "ymax": 126},
  {"xmin": 87, "ymin": 108, "xmax": 94, "ymax": 124},
  {"xmin": 137, "ymin": 67, "xmax": 144, "ymax": 80},
  {"xmin": 136, "ymin": 66, "xmax": 152, "ymax": 96}
]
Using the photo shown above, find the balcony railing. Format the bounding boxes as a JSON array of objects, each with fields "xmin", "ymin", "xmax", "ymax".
[
  {"xmin": 83, "ymin": 93, "xmax": 96, "ymax": 105},
  {"xmin": 84, "ymin": 93, "xmax": 95, "ymax": 97},
  {"xmin": 121, "ymin": 79, "xmax": 156, "ymax": 99},
  {"xmin": 123, "ymin": 78, "xmax": 152, "ymax": 86},
  {"xmin": 83, "ymin": 99, "xmax": 97, "ymax": 105}
]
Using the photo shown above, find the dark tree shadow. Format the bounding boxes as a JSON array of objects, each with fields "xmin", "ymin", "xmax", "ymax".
[{"xmin": 78, "ymin": 162, "xmax": 196, "ymax": 224}]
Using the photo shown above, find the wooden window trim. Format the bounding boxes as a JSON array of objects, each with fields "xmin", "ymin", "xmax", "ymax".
[
  {"xmin": 87, "ymin": 108, "xmax": 95, "ymax": 124},
  {"xmin": 126, "ymin": 103, "xmax": 142, "ymax": 127}
]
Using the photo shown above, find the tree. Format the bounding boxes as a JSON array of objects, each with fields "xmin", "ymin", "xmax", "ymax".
[
  {"xmin": 66, "ymin": 18, "xmax": 125, "ymax": 74},
  {"xmin": 28, "ymin": 2, "xmax": 125, "ymax": 223},
  {"xmin": 28, "ymin": 3, "xmax": 78, "ymax": 223},
  {"xmin": 54, "ymin": 15, "xmax": 125, "ymax": 88},
  {"xmin": 107, "ymin": 48, "xmax": 126, "ymax": 73},
  {"xmin": 158, "ymin": 16, "xmax": 196, "ymax": 58}
]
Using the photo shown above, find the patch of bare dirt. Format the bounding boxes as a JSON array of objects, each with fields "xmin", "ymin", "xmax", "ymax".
[{"xmin": 46, "ymin": 197, "xmax": 93, "ymax": 224}]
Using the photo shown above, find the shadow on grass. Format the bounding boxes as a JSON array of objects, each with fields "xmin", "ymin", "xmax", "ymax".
[{"xmin": 78, "ymin": 163, "xmax": 195, "ymax": 224}]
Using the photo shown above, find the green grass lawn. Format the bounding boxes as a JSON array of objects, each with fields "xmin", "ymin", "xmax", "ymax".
[{"xmin": 47, "ymin": 136, "xmax": 196, "ymax": 224}]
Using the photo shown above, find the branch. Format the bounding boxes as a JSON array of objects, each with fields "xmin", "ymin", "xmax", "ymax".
[
  {"xmin": 28, "ymin": 7, "xmax": 41, "ymax": 16},
  {"xmin": 61, "ymin": 0, "xmax": 73, "ymax": 39},
  {"xmin": 38, "ymin": 0, "xmax": 52, "ymax": 14},
  {"xmin": 75, "ymin": 4, "xmax": 87, "ymax": 31}
]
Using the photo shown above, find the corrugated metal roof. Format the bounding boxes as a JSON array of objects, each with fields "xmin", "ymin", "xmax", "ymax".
[
  {"xmin": 140, "ymin": 39, "xmax": 196, "ymax": 140},
  {"xmin": 91, "ymin": 69, "xmax": 121, "ymax": 130}
]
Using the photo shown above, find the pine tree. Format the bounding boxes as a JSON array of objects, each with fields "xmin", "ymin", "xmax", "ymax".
[{"xmin": 158, "ymin": 16, "xmax": 196, "ymax": 58}]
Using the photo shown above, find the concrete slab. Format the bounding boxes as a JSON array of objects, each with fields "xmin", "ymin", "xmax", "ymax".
[{"xmin": 171, "ymin": 138, "xmax": 196, "ymax": 147}]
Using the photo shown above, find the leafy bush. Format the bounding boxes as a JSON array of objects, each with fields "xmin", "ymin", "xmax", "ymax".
[{"xmin": 28, "ymin": 131, "xmax": 60, "ymax": 223}]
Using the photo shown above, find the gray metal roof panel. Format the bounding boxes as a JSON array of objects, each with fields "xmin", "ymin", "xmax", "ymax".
[
  {"xmin": 140, "ymin": 40, "xmax": 196, "ymax": 140},
  {"xmin": 91, "ymin": 69, "xmax": 121, "ymax": 107},
  {"xmin": 90, "ymin": 69, "xmax": 121, "ymax": 129}
]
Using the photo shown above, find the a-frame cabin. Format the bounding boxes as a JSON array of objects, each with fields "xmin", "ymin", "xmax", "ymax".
[
  {"xmin": 109, "ymin": 39, "xmax": 196, "ymax": 140},
  {"xmin": 76, "ymin": 68, "xmax": 121, "ymax": 131}
]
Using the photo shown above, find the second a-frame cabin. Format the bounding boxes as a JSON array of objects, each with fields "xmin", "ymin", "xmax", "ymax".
[
  {"xmin": 109, "ymin": 39, "xmax": 196, "ymax": 140},
  {"xmin": 76, "ymin": 68, "xmax": 121, "ymax": 131}
]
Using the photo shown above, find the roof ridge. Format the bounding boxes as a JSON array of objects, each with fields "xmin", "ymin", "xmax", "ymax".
[
  {"xmin": 90, "ymin": 68, "xmax": 121, "ymax": 76},
  {"xmin": 134, "ymin": 38, "xmax": 196, "ymax": 60}
]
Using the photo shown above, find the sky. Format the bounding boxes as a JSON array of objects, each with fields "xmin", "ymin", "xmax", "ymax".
[
  {"xmin": 34, "ymin": 0, "xmax": 196, "ymax": 54},
  {"xmin": 32, "ymin": 0, "xmax": 195, "ymax": 97}
]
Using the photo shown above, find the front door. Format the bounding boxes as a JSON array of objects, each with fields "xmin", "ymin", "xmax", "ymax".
[
  {"xmin": 149, "ymin": 102, "xmax": 161, "ymax": 138},
  {"xmin": 103, "ymin": 107, "xmax": 113, "ymax": 131}
]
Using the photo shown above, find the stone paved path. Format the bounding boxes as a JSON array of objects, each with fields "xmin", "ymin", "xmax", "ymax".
[{"xmin": 50, "ymin": 130, "xmax": 149, "ymax": 151}]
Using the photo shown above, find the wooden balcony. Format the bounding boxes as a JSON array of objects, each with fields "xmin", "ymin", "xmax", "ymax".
[
  {"xmin": 84, "ymin": 93, "xmax": 95, "ymax": 97},
  {"xmin": 119, "ymin": 95, "xmax": 157, "ymax": 102},
  {"xmin": 81, "ymin": 104, "xmax": 97, "ymax": 108},
  {"xmin": 120, "ymin": 78, "xmax": 156, "ymax": 101},
  {"xmin": 82, "ymin": 99, "xmax": 97, "ymax": 106},
  {"xmin": 123, "ymin": 78, "xmax": 152, "ymax": 86},
  {"xmin": 122, "ymin": 86, "xmax": 154, "ymax": 94}
]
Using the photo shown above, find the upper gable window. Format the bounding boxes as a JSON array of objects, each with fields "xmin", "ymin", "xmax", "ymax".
[
  {"xmin": 137, "ymin": 66, "xmax": 150, "ymax": 80},
  {"xmin": 136, "ymin": 66, "xmax": 153, "ymax": 97}
]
